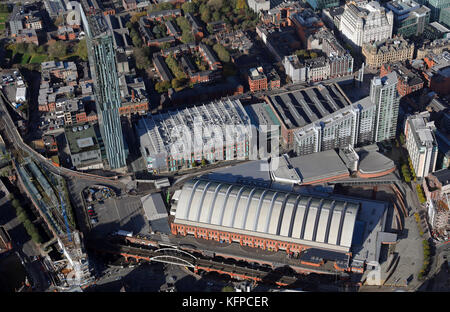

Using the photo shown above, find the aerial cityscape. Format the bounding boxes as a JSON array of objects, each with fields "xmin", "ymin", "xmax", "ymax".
[{"xmin": 0, "ymin": 0, "xmax": 448, "ymax": 296}]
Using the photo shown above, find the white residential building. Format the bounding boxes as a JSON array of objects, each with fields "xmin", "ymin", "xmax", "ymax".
[{"xmin": 405, "ymin": 111, "xmax": 438, "ymax": 179}]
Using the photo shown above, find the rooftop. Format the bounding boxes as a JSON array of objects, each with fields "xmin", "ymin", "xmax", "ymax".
[
  {"xmin": 267, "ymin": 84, "xmax": 351, "ymax": 129},
  {"xmin": 277, "ymin": 149, "xmax": 349, "ymax": 184},
  {"xmin": 64, "ymin": 123, "xmax": 100, "ymax": 155}
]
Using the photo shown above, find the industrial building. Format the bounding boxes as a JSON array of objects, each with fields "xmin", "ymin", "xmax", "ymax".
[
  {"xmin": 170, "ymin": 177, "xmax": 396, "ymax": 272},
  {"xmin": 137, "ymin": 99, "xmax": 253, "ymax": 173}
]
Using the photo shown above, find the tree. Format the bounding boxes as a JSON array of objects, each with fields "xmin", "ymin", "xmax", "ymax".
[
  {"xmin": 200, "ymin": 7, "xmax": 211, "ymax": 23},
  {"xmin": 15, "ymin": 42, "xmax": 28, "ymax": 54},
  {"xmin": 176, "ymin": 16, "xmax": 191, "ymax": 32},
  {"xmin": 182, "ymin": 2, "xmax": 197, "ymax": 14},
  {"xmin": 48, "ymin": 41, "xmax": 68, "ymax": 60},
  {"xmin": 155, "ymin": 81, "xmax": 171, "ymax": 93},
  {"xmin": 171, "ymin": 77, "xmax": 187, "ymax": 89},
  {"xmin": 133, "ymin": 47, "xmax": 151, "ymax": 70},
  {"xmin": 213, "ymin": 43, "xmax": 230, "ymax": 63},
  {"xmin": 212, "ymin": 11, "xmax": 221, "ymax": 22},
  {"xmin": 181, "ymin": 31, "xmax": 195, "ymax": 44},
  {"xmin": 76, "ymin": 39, "xmax": 88, "ymax": 61},
  {"xmin": 153, "ymin": 24, "xmax": 167, "ymax": 39},
  {"xmin": 207, "ymin": 0, "xmax": 223, "ymax": 11},
  {"xmin": 236, "ymin": 0, "xmax": 247, "ymax": 11}
]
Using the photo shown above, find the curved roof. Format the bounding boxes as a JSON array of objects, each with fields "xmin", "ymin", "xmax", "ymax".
[
  {"xmin": 174, "ymin": 179, "xmax": 360, "ymax": 252},
  {"xmin": 358, "ymin": 150, "xmax": 395, "ymax": 175}
]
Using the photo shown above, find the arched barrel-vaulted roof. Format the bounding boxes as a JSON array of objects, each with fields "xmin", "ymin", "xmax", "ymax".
[{"xmin": 174, "ymin": 179, "xmax": 359, "ymax": 252}]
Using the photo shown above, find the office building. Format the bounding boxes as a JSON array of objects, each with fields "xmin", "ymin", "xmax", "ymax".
[
  {"xmin": 339, "ymin": 1, "xmax": 394, "ymax": 48},
  {"xmin": 423, "ymin": 21, "xmax": 450, "ymax": 39},
  {"xmin": 425, "ymin": 0, "xmax": 450, "ymax": 22},
  {"xmin": 65, "ymin": 123, "xmax": 104, "ymax": 170},
  {"xmin": 386, "ymin": 0, "xmax": 431, "ymax": 37},
  {"xmin": 306, "ymin": 0, "xmax": 339, "ymax": 11},
  {"xmin": 405, "ymin": 111, "xmax": 438, "ymax": 178},
  {"xmin": 81, "ymin": 8, "xmax": 127, "ymax": 169},
  {"xmin": 440, "ymin": 7, "xmax": 450, "ymax": 28},
  {"xmin": 362, "ymin": 37, "xmax": 415, "ymax": 68}
]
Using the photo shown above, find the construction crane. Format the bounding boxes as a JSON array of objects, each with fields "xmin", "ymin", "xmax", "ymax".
[{"xmin": 59, "ymin": 190, "xmax": 72, "ymax": 242}]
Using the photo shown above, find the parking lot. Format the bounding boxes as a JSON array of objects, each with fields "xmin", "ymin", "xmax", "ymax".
[{"xmin": 87, "ymin": 195, "xmax": 150, "ymax": 238}]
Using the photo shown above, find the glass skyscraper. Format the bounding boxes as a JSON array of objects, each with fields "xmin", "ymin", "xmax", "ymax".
[{"xmin": 81, "ymin": 10, "xmax": 127, "ymax": 169}]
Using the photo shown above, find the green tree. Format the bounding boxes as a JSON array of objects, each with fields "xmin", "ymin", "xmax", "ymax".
[
  {"xmin": 166, "ymin": 55, "xmax": 186, "ymax": 79},
  {"xmin": 155, "ymin": 80, "xmax": 171, "ymax": 93},
  {"xmin": 133, "ymin": 47, "xmax": 151, "ymax": 70},
  {"xmin": 207, "ymin": 0, "xmax": 223, "ymax": 11},
  {"xmin": 176, "ymin": 16, "xmax": 191, "ymax": 32},
  {"xmin": 213, "ymin": 43, "xmax": 230, "ymax": 63},
  {"xmin": 236, "ymin": 0, "xmax": 247, "ymax": 10},
  {"xmin": 76, "ymin": 39, "xmax": 88, "ymax": 61},
  {"xmin": 200, "ymin": 7, "xmax": 211, "ymax": 23},
  {"xmin": 171, "ymin": 77, "xmax": 188, "ymax": 89},
  {"xmin": 182, "ymin": 1, "xmax": 197, "ymax": 14},
  {"xmin": 48, "ymin": 41, "xmax": 68, "ymax": 60},
  {"xmin": 212, "ymin": 11, "xmax": 221, "ymax": 22},
  {"xmin": 181, "ymin": 31, "xmax": 195, "ymax": 44}
]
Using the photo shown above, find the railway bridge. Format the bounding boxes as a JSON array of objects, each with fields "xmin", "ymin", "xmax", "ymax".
[{"xmin": 87, "ymin": 238, "xmax": 299, "ymax": 286}]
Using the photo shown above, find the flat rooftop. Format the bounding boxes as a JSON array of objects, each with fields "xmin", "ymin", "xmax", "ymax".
[
  {"xmin": 267, "ymin": 84, "xmax": 351, "ymax": 129},
  {"xmin": 65, "ymin": 124, "xmax": 100, "ymax": 155}
]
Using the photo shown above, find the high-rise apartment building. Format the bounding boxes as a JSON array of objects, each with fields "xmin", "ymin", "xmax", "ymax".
[
  {"xmin": 371, "ymin": 72, "xmax": 400, "ymax": 142},
  {"xmin": 405, "ymin": 111, "xmax": 438, "ymax": 178},
  {"xmin": 291, "ymin": 74, "xmax": 400, "ymax": 155},
  {"xmin": 80, "ymin": 8, "xmax": 127, "ymax": 169},
  {"xmin": 339, "ymin": 1, "xmax": 394, "ymax": 48}
]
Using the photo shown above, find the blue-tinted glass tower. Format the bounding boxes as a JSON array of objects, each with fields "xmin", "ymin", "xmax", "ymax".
[{"xmin": 81, "ymin": 10, "xmax": 126, "ymax": 169}]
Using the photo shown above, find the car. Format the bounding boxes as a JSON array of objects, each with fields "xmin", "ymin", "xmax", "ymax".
[
  {"xmin": 88, "ymin": 211, "xmax": 96, "ymax": 216},
  {"xmin": 90, "ymin": 218, "xmax": 98, "ymax": 224}
]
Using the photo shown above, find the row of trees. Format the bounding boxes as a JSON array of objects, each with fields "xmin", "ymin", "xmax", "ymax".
[
  {"xmin": 10, "ymin": 194, "xmax": 43, "ymax": 244},
  {"xmin": 7, "ymin": 39, "xmax": 87, "ymax": 62},
  {"xmin": 181, "ymin": 0, "xmax": 257, "ymax": 32},
  {"xmin": 416, "ymin": 184, "xmax": 426, "ymax": 204},
  {"xmin": 418, "ymin": 240, "xmax": 431, "ymax": 280}
]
